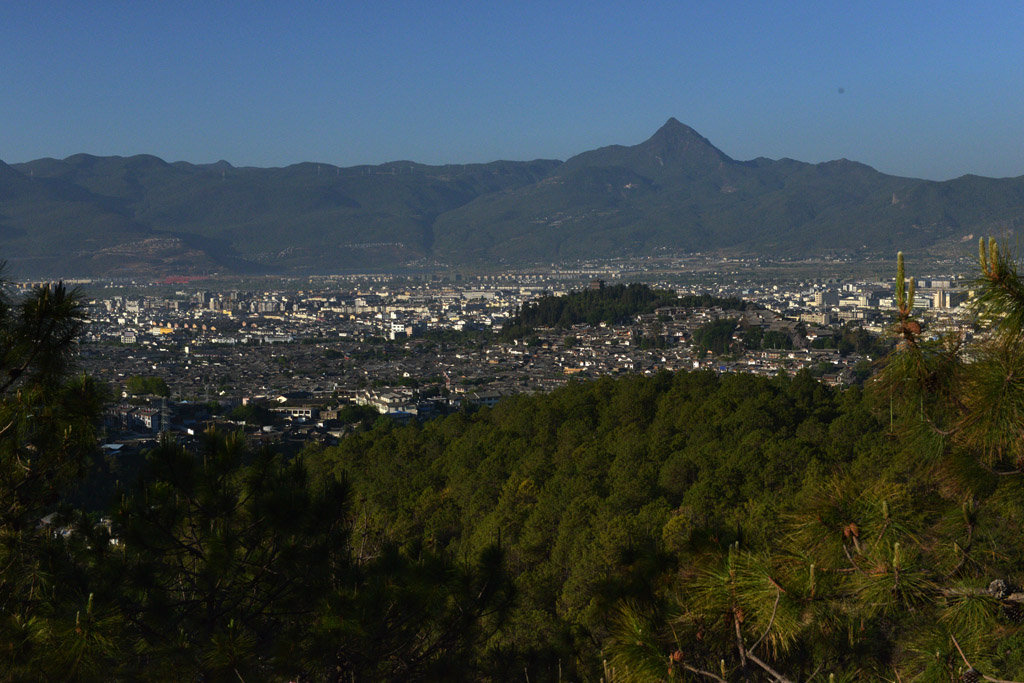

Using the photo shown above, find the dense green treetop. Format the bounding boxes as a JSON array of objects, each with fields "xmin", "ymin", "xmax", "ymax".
[
  {"xmin": 125, "ymin": 375, "xmax": 170, "ymax": 397},
  {"xmin": 691, "ymin": 317, "xmax": 739, "ymax": 355},
  {"xmin": 306, "ymin": 369, "xmax": 895, "ymax": 679},
  {"xmin": 500, "ymin": 283, "xmax": 748, "ymax": 341}
]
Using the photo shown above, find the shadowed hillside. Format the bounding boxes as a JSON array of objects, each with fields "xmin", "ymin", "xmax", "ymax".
[{"xmin": 4, "ymin": 119, "xmax": 1024, "ymax": 275}]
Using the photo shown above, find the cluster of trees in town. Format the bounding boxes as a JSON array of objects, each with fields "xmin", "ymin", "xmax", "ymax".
[
  {"xmin": 4, "ymin": 242, "xmax": 1024, "ymax": 681},
  {"xmin": 500, "ymin": 283, "xmax": 749, "ymax": 340},
  {"xmin": 125, "ymin": 374, "xmax": 170, "ymax": 397},
  {"xmin": 697, "ymin": 319, "xmax": 894, "ymax": 360},
  {"xmin": 691, "ymin": 318, "xmax": 741, "ymax": 355},
  {"xmin": 741, "ymin": 325, "xmax": 795, "ymax": 351},
  {"xmin": 810, "ymin": 323, "xmax": 895, "ymax": 358}
]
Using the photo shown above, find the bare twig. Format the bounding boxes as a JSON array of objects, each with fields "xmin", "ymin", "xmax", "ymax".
[
  {"xmin": 746, "ymin": 651, "xmax": 795, "ymax": 683},
  {"xmin": 682, "ymin": 663, "xmax": 728, "ymax": 682},
  {"xmin": 734, "ymin": 612, "xmax": 747, "ymax": 668},
  {"xmin": 870, "ymin": 517, "xmax": 892, "ymax": 551},
  {"xmin": 0, "ymin": 417, "xmax": 17, "ymax": 439},
  {"xmin": 978, "ymin": 462, "xmax": 1023, "ymax": 476},
  {"xmin": 842, "ymin": 543, "xmax": 870, "ymax": 577},
  {"xmin": 749, "ymin": 587, "xmax": 781, "ymax": 654},
  {"xmin": 804, "ymin": 661, "xmax": 825, "ymax": 681}
]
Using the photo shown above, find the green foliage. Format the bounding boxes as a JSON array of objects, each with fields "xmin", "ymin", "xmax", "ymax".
[
  {"xmin": 744, "ymin": 327, "xmax": 793, "ymax": 350},
  {"xmin": 692, "ymin": 317, "xmax": 738, "ymax": 355},
  {"xmin": 125, "ymin": 375, "xmax": 169, "ymax": 397},
  {"xmin": 228, "ymin": 401, "xmax": 274, "ymax": 426},
  {"xmin": 501, "ymin": 283, "xmax": 671, "ymax": 337},
  {"xmin": 113, "ymin": 431, "xmax": 351, "ymax": 678},
  {"xmin": 594, "ymin": 245, "xmax": 1024, "ymax": 682},
  {"xmin": 0, "ymin": 275, "xmax": 115, "ymax": 681},
  {"xmin": 0, "ymin": 268, "xmax": 518, "ymax": 680},
  {"xmin": 307, "ymin": 369, "xmax": 893, "ymax": 679},
  {"xmin": 336, "ymin": 403, "xmax": 382, "ymax": 425},
  {"xmin": 299, "ymin": 242, "xmax": 1024, "ymax": 681},
  {"xmin": 11, "ymin": 240, "xmax": 1024, "ymax": 680},
  {"xmin": 501, "ymin": 283, "xmax": 749, "ymax": 341},
  {"xmin": 3, "ymin": 425, "xmax": 517, "ymax": 680},
  {"xmin": 810, "ymin": 323, "xmax": 892, "ymax": 358}
]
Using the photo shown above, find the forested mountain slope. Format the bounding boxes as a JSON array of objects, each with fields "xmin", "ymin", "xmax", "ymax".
[
  {"xmin": 433, "ymin": 118, "xmax": 1024, "ymax": 262},
  {"xmin": 5, "ymin": 120, "xmax": 1024, "ymax": 275}
]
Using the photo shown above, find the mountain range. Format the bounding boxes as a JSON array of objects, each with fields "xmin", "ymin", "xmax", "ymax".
[{"xmin": 3, "ymin": 118, "xmax": 1023, "ymax": 277}]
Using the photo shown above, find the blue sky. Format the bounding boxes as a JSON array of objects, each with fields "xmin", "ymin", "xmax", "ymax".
[{"xmin": 2, "ymin": 2, "xmax": 1023, "ymax": 180}]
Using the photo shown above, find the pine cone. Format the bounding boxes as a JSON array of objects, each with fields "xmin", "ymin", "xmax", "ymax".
[
  {"xmin": 1002, "ymin": 602, "xmax": 1024, "ymax": 625},
  {"xmin": 961, "ymin": 668, "xmax": 981, "ymax": 683},
  {"xmin": 988, "ymin": 579, "xmax": 1012, "ymax": 599}
]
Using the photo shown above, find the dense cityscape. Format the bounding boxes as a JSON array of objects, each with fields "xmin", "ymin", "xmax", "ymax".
[{"xmin": 21, "ymin": 255, "xmax": 972, "ymax": 456}]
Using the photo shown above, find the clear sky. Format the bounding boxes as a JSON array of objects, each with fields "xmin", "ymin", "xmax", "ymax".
[{"xmin": 2, "ymin": 2, "xmax": 1023, "ymax": 180}]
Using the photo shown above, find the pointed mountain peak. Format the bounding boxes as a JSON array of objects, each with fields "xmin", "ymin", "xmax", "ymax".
[
  {"xmin": 559, "ymin": 118, "xmax": 735, "ymax": 176},
  {"xmin": 658, "ymin": 116, "xmax": 688, "ymax": 131},
  {"xmin": 647, "ymin": 118, "xmax": 715, "ymax": 145},
  {"xmin": 640, "ymin": 118, "xmax": 733, "ymax": 165}
]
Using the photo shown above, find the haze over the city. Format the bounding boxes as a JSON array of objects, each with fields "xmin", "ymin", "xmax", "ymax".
[{"xmin": 3, "ymin": 2, "xmax": 1024, "ymax": 180}]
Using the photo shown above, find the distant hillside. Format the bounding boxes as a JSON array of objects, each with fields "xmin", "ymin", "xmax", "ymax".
[
  {"xmin": 432, "ymin": 118, "xmax": 1024, "ymax": 261},
  {"xmin": 3, "ymin": 118, "xmax": 1024, "ymax": 276},
  {"xmin": 1, "ymin": 155, "xmax": 559, "ymax": 276}
]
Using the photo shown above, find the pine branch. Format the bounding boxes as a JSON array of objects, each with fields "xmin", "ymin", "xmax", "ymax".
[
  {"xmin": 950, "ymin": 632, "xmax": 1024, "ymax": 683},
  {"xmin": 941, "ymin": 587, "xmax": 1024, "ymax": 604}
]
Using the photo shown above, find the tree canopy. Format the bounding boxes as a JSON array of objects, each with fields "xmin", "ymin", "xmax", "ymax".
[{"xmin": 500, "ymin": 283, "xmax": 749, "ymax": 340}]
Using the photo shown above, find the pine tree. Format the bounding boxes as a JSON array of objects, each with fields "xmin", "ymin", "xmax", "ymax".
[
  {"xmin": 106, "ymin": 428, "xmax": 514, "ymax": 680},
  {"xmin": 0, "ymin": 272, "xmax": 118, "ymax": 680}
]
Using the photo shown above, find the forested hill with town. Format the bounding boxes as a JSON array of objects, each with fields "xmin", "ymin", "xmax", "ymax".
[
  {"xmin": 5, "ymin": 118, "xmax": 1024, "ymax": 277},
  {"xmin": 6, "ymin": 242, "xmax": 1024, "ymax": 680}
]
